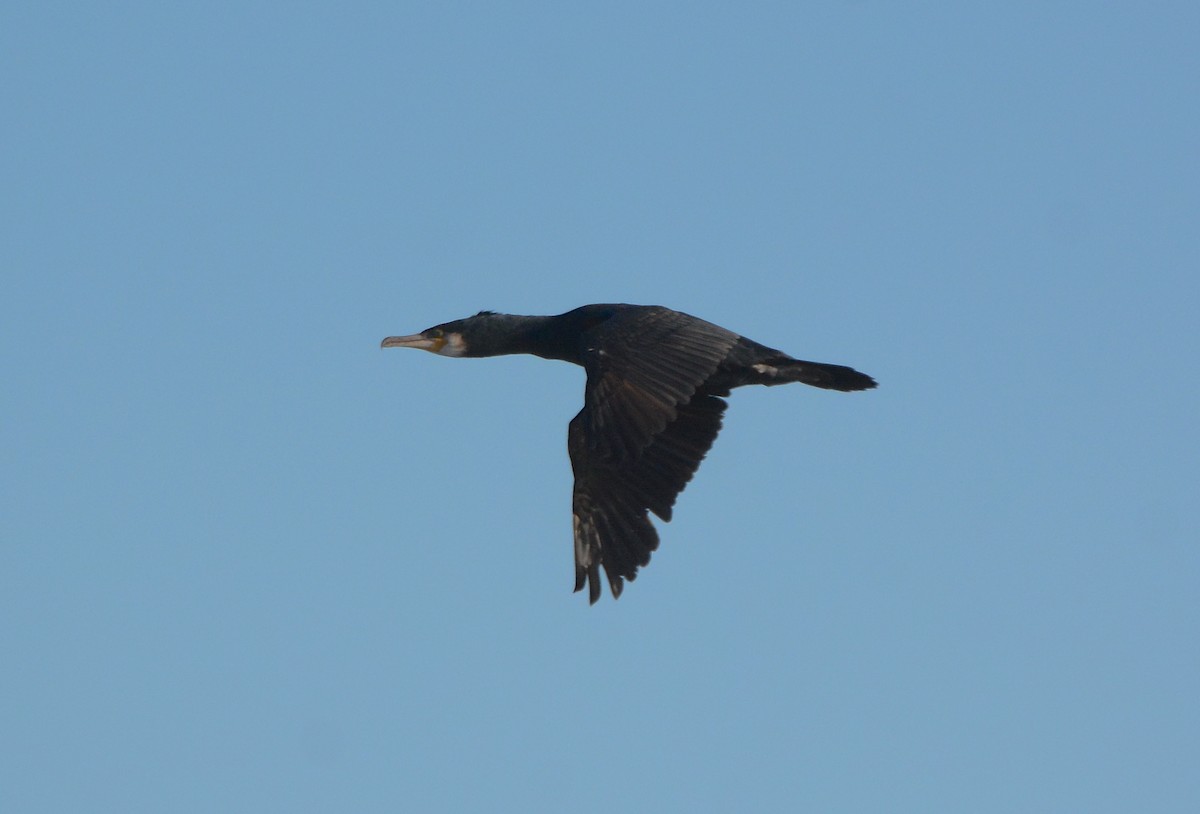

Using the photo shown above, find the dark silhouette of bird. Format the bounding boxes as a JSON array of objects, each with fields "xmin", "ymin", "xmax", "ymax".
[{"xmin": 382, "ymin": 304, "xmax": 875, "ymax": 603}]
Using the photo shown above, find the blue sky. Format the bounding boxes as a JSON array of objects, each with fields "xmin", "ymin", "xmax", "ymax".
[{"xmin": 3, "ymin": 2, "xmax": 1197, "ymax": 811}]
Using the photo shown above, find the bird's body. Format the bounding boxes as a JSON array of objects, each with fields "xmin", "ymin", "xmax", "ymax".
[{"xmin": 382, "ymin": 304, "xmax": 875, "ymax": 603}]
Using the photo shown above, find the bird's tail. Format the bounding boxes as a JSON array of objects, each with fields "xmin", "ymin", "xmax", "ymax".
[{"xmin": 759, "ymin": 357, "xmax": 877, "ymax": 392}]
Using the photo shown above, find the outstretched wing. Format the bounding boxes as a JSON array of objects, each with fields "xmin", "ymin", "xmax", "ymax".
[
  {"xmin": 565, "ymin": 307, "xmax": 741, "ymax": 603},
  {"xmin": 570, "ymin": 394, "xmax": 729, "ymax": 603}
]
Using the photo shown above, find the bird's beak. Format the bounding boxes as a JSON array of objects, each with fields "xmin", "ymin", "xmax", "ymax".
[{"xmin": 381, "ymin": 333, "xmax": 446, "ymax": 352}]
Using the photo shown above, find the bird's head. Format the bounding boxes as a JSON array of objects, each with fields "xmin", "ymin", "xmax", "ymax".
[{"xmin": 380, "ymin": 311, "xmax": 511, "ymax": 357}]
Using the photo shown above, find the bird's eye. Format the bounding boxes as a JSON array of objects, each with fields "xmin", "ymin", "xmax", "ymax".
[{"xmin": 427, "ymin": 328, "xmax": 444, "ymax": 339}]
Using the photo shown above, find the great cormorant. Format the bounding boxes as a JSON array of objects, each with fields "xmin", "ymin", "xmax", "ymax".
[{"xmin": 382, "ymin": 303, "xmax": 875, "ymax": 603}]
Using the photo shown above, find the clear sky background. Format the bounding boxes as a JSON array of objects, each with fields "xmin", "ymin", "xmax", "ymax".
[{"xmin": 3, "ymin": 3, "xmax": 1197, "ymax": 812}]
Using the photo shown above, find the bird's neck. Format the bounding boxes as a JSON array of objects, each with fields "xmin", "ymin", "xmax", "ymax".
[
  {"xmin": 487, "ymin": 313, "xmax": 595, "ymax": 364},
  {"xmin": 470, "ymin": 314, "xmax": 569, "ymax": 360}
]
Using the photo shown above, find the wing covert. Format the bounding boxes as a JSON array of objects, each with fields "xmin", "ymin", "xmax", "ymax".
[{"xmin": 579, "ymin": 307, "xmax": 737, "ymax": 462}]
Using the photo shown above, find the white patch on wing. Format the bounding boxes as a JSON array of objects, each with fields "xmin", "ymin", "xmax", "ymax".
[
  {"xmin": 752, "ymin": 363, "xmax": 779, "ymax": 377},
  {"xmin": 573, "ymin": 513, "xmax": 594, "ymax": 565}
]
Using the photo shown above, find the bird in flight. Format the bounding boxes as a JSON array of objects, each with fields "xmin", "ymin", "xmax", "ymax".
[{"xmin": 382, "ymin": 304, "xmax": 875, "ymax": 603}]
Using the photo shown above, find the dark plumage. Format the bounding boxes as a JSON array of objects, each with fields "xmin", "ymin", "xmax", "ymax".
[{"xmin": 382, "ymin": 304, "xmax": 875, "ymax": 603}]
